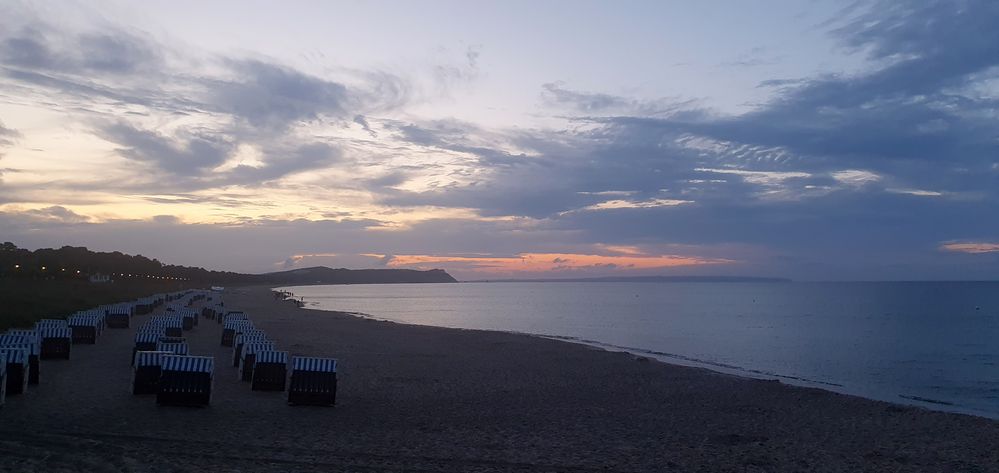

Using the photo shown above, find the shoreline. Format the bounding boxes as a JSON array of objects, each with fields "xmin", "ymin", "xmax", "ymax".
[
  {"xmin": 280, "ymin": 286, "xmax": 999, "ymax": 421},
  {"xmin": 3, "ymin": 285, "xmax": 998, "ymax": 472}
]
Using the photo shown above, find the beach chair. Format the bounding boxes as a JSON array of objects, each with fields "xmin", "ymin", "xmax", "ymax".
[
  {"xmin": 238, "ymin": 341, "xmax": 276, "ymax": 382},
  {"xmin": 3, "ymin": 330, "xmax": 40, "ymax": 384},
  {"xmin": 133, "ymin": 331, "xmax": 162, "ymax": 357},
  {"xmin": 0, "ymin": 347, "xmax": 30, "ymax": 395},
  {"xmin": 68, "ymin": 314, "xmax": 101, "ymax": 344},
  {"xmin": 221, "ymin": 310, "xmax": 247, "ymax": 327},
  {"xmin": 106, "ymin": 305, "xmax": 132, "ymax": 328},
  {"xmin": 251, "ymin": 350, "xmax": 288, "ymax": 391},
  {"xmin": 288, "ymin": 357, "xmax": 338, "ymax": 406},
  {"xmin": 156, "ymin": 341, "xmax": 190, "ymax": 355},
  {"xmin": 180, "ymin": 308, "xmax": 198, "ymax": 329},
  {"xmin": 221, "ymin": 319, "xmax": 253, "ymax": 347},
  {"xmin": 153, "ymin": 315, "xmax": 184, "ymax": 337},
  {"xmin": 38, "ymin": 326, "xmax": 72, "ymax": 360},
  {"xmin": 157, "ymin": 355, "xmax": 214, "ymax": 406},
  {"xmin": 231, "ymin": 330, "xmax": 268, "ymax": 367},
  {"xmin": 132, "ymin": 351, "xmax": 172, "ymax": 394}
]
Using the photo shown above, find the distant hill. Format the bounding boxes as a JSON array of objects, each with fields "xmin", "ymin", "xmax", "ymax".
[
  {"xmin": 254, "ymin": 266, "xmax": 457, "ymax": 285},
  {"xmin": 0, "ymin": 243, "xmax": 457, "ymax": 285},
  {"xmin": 470, "ymin": 275, "xmax": 791, "ymax": 283}
]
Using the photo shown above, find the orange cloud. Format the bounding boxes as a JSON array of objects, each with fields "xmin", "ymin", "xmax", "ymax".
[
  {"xmin": 382, "ymin": 252, "xmax": 733, "ymax": 273},
  {"xmin": 940, "ymin": 242, "xmax": 999, "ymax": 254}
]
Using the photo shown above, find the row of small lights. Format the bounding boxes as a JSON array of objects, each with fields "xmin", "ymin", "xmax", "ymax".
[{"xmin": 10, "ymin": 264, "xmax": 188, "ymax": 281}]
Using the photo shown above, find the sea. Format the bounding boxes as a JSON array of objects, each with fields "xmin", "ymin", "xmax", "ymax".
[{"xmin": 277, "ymin": 281, "xmax": 999, "ymax": 419}]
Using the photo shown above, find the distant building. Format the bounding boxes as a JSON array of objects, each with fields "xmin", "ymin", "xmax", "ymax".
[{"xmin": 89, "ymin": 273, "xmax": 111, "ymax": 283}]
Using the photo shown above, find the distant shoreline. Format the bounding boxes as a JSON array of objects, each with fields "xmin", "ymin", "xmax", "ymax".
[{"xmin": 463, "ymin": 276, "xmax": 792, "ymax": 283}]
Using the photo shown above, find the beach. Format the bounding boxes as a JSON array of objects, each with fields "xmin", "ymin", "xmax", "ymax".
[{"xmin": 1, "ymin": 286, "xmax": 998, "ymax": 472}]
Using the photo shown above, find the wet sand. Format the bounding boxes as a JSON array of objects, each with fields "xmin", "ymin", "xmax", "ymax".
[{"xmin": 1, "ymin": 285, "xmax": 998, "ymax": 472}]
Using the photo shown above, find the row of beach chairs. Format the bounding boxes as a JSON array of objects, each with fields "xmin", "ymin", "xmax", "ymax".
[
  {"xmin": 224, "ymin": 311, "xmax": 339, "ymax": 406},
  {"xmin": 0, "ymin": 290, "xmax": 206, "ymax": 407}
]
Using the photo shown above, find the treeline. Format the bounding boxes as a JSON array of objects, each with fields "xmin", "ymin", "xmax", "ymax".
[{"xmin": 0, "ymin": 242, "xmax": 243, "ymax": 283}]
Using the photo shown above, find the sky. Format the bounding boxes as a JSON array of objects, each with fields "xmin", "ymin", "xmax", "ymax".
[{"xmin": 0, "ymin": 0, "xmax": 998, "ymax": 280}]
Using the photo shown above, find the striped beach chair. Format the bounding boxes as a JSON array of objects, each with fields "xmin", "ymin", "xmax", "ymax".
[
  {"xmin": 148, "ymin": 315, "xmax": 184, "ymax": 337},
  {"xmin": 3, "ymin": 330, "xmax": 40, "ymax": 384},
  {"xmin": 37, "ymin": 326, "xmax": 72, "ymax": 360},
  {"xmin": 67, "ymin": 314, "xmax": 102, "ymax": 344},
  {"xmin": 238, "ymin": 340, "xmax": 276, "ymax": 382},
  {"xmin": 179, "ymin": 308, "xmax": 198, "ymax": 330},
  {"xmin": 106, "ymin": 305, "xmax": 133, "ymax": 328},
  {"xmin": 288, "ymin": 357, "xmax": 338, "ymax": 406},
  {"xmin": 156, "ymin": 341, "xmax": 190, "ymax": 355},
  {"xmin": 231, "ymin": 330, "xmax": 268, "ymax": 367},
  {"xmin": 132, "ymin": 351, "xmax": 173, "ymax": 394},
  {"xmin": 220, "ymin": 310, "xmax": 246, "ymax": 326},
  {"xmin": 0, "ymin": 347, "xmax": 30, "ymax": 395},
  {"xmin": 132, "ymin": 331, "xmax": 162, "ymax": 364},
  {"xmin": 221, "ymin": 319, "xmax": 253, "ymax": 347},
  {"xmin": 157, "ymin": 355, "xmax": 214, "ymax": 406},
  {"xmin": 251, "ymin": 350, "xmax": 288, "ymax": 391}
]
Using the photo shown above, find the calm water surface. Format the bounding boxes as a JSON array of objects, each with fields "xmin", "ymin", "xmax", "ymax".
[{"xmin": 279, "ymin": 281, "xmax": 999, "ymax": 418}]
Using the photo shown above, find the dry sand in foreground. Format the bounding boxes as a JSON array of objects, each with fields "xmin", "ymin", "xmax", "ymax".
[{"xmin": 1, "ymin": 285, "xmax": 998, "ymax": 472}]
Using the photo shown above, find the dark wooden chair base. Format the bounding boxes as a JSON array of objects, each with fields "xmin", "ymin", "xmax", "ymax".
[
  {"xmin": 251, "ymin": 364, "xmax": 287, "ymax": 391},
  {"xmin": 132, "ymin": 366, "xmax": 162, "ymax": 395},
  {"xmin": 40, "ymin": 340, "xmax": 71, "ymax": 360},
  {"xmin": 157, "ymin": 372, "xmax": 212, "ymax": 406},
  {"xmin": 288, "ymin": 373, "xmax": 337, "ymax": 406}
]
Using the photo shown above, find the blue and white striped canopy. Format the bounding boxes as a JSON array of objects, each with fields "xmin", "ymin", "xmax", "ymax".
[
  {"xmin": 156, "ymin": 342, "xmax": 189, "ymax": 355},
  {"xmin": 292, "ymin": 356, "xmax": 337, "ymax": 373},
  {"xmin": 35, "ymin": 319, "xmax": 69, "ymax": 328},
  {"xmin": 255, "ymin": 350, "xmax": 288, "ymax": 364},
  {"xmin": 134, "ymin": 332, "xmax": 161, "ymax": 344},
  {"xmin": 3, "ymin": 330, "xmax": 40, "ymax": 354},
  {"xmin": 107, "ymin": 305, "xmax": 133, "ymax": 316},
  {"xmin": 162, "ymin": 355, "xmax": 214, "ymax": 373},
  {"xmin": 0, "ymin": 347, "xmax": 29, "ymax": 365},
  {"xmin": 0, "ymin": 341, "xmax": 34, "ymax": 358},
  {"xmin": 233, "ymin": 331, "xmax": 268, "ymax": 345},
  {"xmin": 67, "ymin": 314, "xmax": 102, "ymax": 327},
  {"xmin": 241, "ymin": 341, "xmax": 276, "ymax": 357},
  {"xmin": 134, "ymin": 350, "xmax": 174, "ymax": 367},
  {"xmin": 224, "ymin": 320, "xmax": 254, "ymax": 330},
  {"xmin": 0, "ymin": 334, "xmax": 34, "ymax": 349},
  {"xmin": 38, "ymin": 326, "xmax": 72, "ymax": 339},
  {"xmin": 148, "ymin": 315, "xmax": 183, "ymax": 328}
]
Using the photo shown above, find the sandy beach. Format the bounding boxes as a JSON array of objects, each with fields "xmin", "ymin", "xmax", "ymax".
[{"xmin": 1, "ymin": 285, "xmax": 998, "ymax": 472}]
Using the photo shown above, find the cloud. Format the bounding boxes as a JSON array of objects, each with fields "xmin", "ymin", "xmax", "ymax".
[
  {"xmin": 541, "ymin": 81, "xmax": 701, "ymax": 117},
  {"xmin": 0, "ymin": 119, "xmax": 18, "ymax": 152},
  {"xmin": 19, "ymin": 206, "xmax": 91, "ymax": 224},
  {"xmin": 353, "ymin": 114, "xmax": 376, "ymax": 137},
  {"xmin": 225, "ymin": 142, "xmax": 340, "ymax": 184},
  {"xmin": 97, "ymin": 122, "xmax": 234, "ymax": 175},
  {"xmin": 940, "ymin": 242, "xmax": 999, "ymax": 254},
  {"xmin": 0, "ymin": 25, "xmax": 162, "ymax": 75},
  {"xmin": 208, "ymin": 59, "xmax": 353, "ymax": 130}
]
